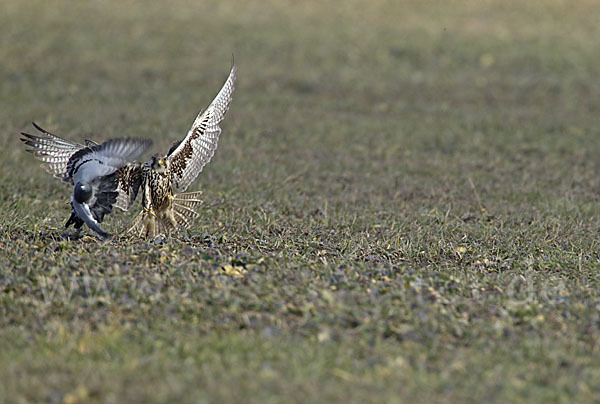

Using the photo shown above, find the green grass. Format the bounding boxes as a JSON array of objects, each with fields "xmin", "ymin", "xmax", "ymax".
[{"xmin": 2, "ymin": 0, "xmax": 600, "ymax": 402}]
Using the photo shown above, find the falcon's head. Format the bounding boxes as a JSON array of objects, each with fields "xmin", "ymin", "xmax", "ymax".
[{"xmin": 150, "ymin": 153, "xmax": 169, "ymax": 173}]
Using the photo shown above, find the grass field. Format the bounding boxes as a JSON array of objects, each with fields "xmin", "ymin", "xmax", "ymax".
[{"xmin": 2, "ymin": 0, "xmax": 600, "ymax": 402}]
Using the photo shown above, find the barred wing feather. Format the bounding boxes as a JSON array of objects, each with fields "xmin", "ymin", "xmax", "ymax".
[
  {"xmin": 114, "ymin": 162, "xmax": 144, "ymax": 211},
  {"xmin": 167, "ymin": 64, "xmax": 236, "ymax": 191},
  {"xmin": 20, "ymin": 122, "xmax": 86, "ymax": 180}
]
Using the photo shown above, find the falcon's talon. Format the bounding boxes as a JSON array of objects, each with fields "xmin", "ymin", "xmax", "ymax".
[{"xmin": 143, "ymin": 207, "xmax": 157, "ymax": 217}]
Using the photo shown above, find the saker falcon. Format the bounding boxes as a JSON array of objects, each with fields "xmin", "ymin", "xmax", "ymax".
[
  {"xmin": 126, "ymin": 63, "xmax": 236, "ymax": 237},
  {"xmin": 21, "ymin": 63, "xmax": 236, "ymax": 238}
]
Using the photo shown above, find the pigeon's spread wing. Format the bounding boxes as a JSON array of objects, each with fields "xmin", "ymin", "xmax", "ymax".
[
  {"xmin": 77, "ymin": 173, "xmax": 120, "ymax": 228},
  {"xmin": 167, "ymin": 64, "xmax": 236, "ymax": 191},
  {"xmin": 66, "ymin": 139, "xmax": 151, "ymax": 238},
  {"xmin": 114, "ymin": 162, "xmax": 144, "ymax": 211},
  {"xmin": 67, "ymin": 137, "xmax": 152, "ymax": 185},
  {"xmin": 20, "ymin": 123, "xmax": 86, "ymax": 181}
]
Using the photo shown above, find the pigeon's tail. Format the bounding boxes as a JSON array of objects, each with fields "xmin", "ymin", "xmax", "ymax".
[
  {"xmin": 65, "ymin": 208, "xmax": 84, "ymax": 230},
  {"xmin": 127, "ymin": 191, "xmax": 202, "ymax": 238}
]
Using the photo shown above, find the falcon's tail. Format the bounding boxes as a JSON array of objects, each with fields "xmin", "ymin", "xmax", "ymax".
[
  {"xmin": 171, "ymin": 191, "xmax": 203, "ymax": 229},
  {"xmin": 126, "ymin": 191, "xmax": 202, "ymax": 238},
  {"xmin": 126, "ymin": 211, "xmax": 146, "ymax": 237}
]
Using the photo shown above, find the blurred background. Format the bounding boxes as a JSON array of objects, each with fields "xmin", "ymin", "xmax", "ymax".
[
  {"xmin": 3, "ymin": 0, "xmax": 600, "ymax": 218},
  {"xmin": 2, "ymin": 1, "xmax": 600, "ymax": 402}
]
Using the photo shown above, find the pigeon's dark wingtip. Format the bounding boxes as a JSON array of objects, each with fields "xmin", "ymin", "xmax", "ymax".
[
  {"xmin": 98, "ymin": 232, "xmax": 113, "ymax": 242},
  {"xmin": 31, "ymin": 121, "xmax": 52, "ymax": 135}
]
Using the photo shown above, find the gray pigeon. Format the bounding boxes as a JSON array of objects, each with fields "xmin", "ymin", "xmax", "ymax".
[{"xmin": 21, "ymin": 124, "xmax": 152, "ymax": 240}]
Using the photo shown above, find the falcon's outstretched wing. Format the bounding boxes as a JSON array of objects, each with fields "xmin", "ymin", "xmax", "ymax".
[
  {"xmin": 167, "ymin": 64, "xmax": 236, "ymax": 191},
  {"xmin": 20, "ymin": 122, "xmax": 86, "ymax": 181},
  {"xmin": 114, "ymin": 162, "xmax": 144, "ymax": 211}
]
